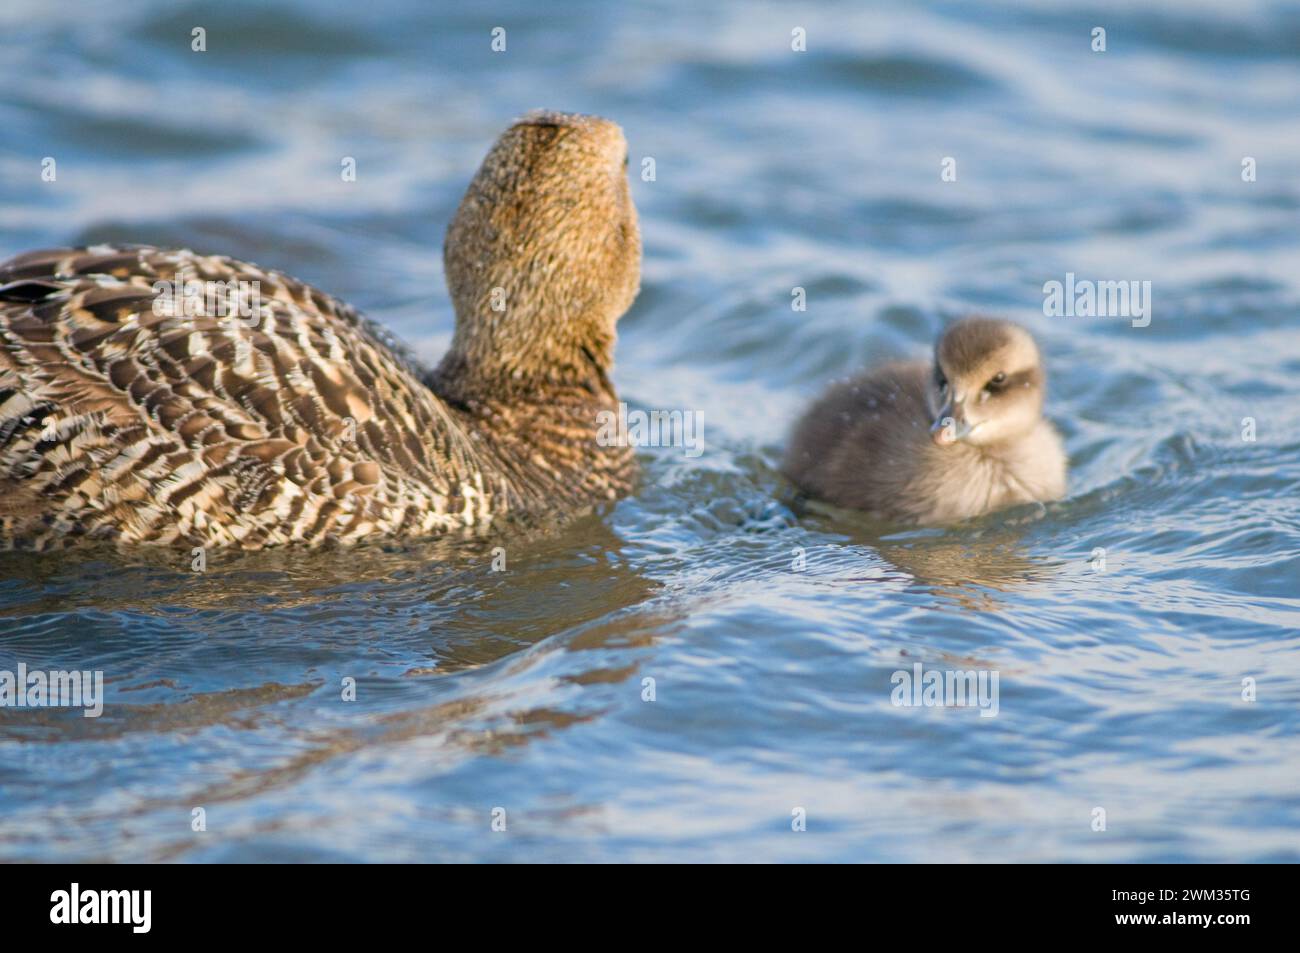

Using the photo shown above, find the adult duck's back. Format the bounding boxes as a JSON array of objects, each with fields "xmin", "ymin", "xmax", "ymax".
[{"xmin": 0, "ymin": 245, "xmax": 488, "ymax": 548}]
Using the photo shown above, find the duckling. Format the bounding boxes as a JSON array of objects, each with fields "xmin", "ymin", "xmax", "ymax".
[
  {"xmin": 783, "ymin": 318, "xmax": 1066, "ymax": 524},
  {"xmin": 0, "ymin": 110, "xmax": 641, "ymax": 549}
]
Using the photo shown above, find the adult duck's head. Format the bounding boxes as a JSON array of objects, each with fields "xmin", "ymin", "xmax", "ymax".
[
  {"xmin": 928, "ymin": 318, "xmax": 1048, "ymax": 448},
  {"xmin": 439, "ymin": 110, "xmax": 641, "ymax": 396}
]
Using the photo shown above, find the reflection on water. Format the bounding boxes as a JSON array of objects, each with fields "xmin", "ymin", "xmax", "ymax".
[
  {"xmin": 796, "ymin": 497, "xmax": 1058, "ymax": 609},
  {"xmin": 880, "ymin": 533, "xmax": 1055, "ymax": 611},
  {"xmin": 2, "ymin": 0, "xmax": 1300, "ymax": 861}
]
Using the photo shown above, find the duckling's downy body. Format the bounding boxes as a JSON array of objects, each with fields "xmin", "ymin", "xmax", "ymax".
[
  {"xmin": 0, "ymin": 111, "xmax": 641, "ymax": 549},
  {"xmin": 783, "ymin": 319, "xmax": 1066, "ymax": 524}
]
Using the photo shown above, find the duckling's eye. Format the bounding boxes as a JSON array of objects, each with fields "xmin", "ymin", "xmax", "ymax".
[
  {"xmin": 987, "ymin": 371, "xmax": 1007, "ymax": 390},
  {"xmin": 623, "ymin": 153, "xmax": 629, "ymax": 169},
  {"xmin": 935, "ymin": 374, "xmax": 948, "ymax": 393}
]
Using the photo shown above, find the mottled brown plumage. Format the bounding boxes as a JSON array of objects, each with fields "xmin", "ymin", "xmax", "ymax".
[
  {"xmin": 0, "ymin": 110, "xmax": 641, "ymax": 550},
  {"xmin": 783, "ymin": 318, "xmax": 1066, "ymax": 524}
]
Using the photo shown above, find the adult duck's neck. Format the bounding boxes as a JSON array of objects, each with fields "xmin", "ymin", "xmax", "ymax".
[{"xmin": 426, "ymin": 357, "xmax": 635, "ymax": 513}]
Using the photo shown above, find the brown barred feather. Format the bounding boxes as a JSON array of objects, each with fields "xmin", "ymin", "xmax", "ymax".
[{"xmin": 0, "ymin": 111, "xmax": 640, "ymax": 550}]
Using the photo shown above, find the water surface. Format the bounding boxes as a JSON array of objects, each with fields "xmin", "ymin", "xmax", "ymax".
[{"xmin": 1, "ymin": 0, "xmax": 1299, "ymax": 862}]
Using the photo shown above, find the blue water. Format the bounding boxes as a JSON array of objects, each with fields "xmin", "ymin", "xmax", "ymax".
[{"xmin": 1, "ymin": 0, "xmax": 1299, "ymax": 862}]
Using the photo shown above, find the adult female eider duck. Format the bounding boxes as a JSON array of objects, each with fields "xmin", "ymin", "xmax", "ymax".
[
  {"xmin": 783, "ymin": 318, "xmax": 1066, "ymax": 524},
  {"xmin": 0, "ymin": 110, "xmax": 641, "ymax": 549}
]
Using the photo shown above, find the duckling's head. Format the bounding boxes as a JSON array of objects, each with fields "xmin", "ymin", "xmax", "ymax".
[
  {"xmin": 440, "ymin": 110, "xmax": 641, "ymax": 394},
  {"xmin": 929, "ymin": 318, "xmax": 1046, "ymax": 447}
]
